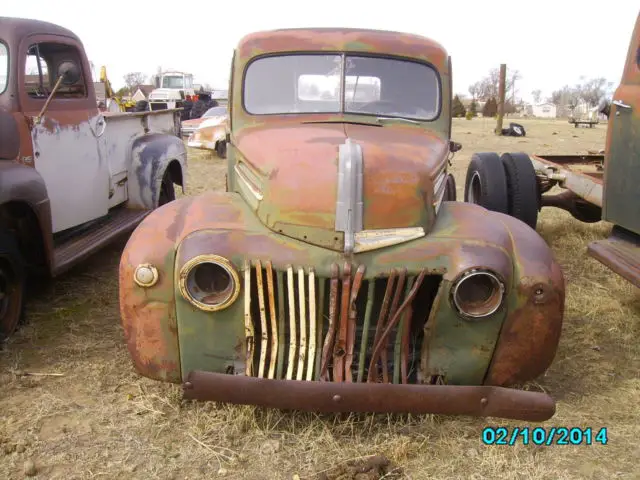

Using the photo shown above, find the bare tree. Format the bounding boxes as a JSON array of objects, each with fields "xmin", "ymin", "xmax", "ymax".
[
  {"xmin": 123, "ymin": 72, "xmax": 147, "ymax": 93},
  {"xmin": 531, "ymin": 89, "xmax": 542, "ymax": 104},
  {"xmin": 468, "ymin": 67, "xmax": 521, "ymax": 103},
  {"xmin": 578, "ymin": 77, "xmax": 613, "ymax": 108}
]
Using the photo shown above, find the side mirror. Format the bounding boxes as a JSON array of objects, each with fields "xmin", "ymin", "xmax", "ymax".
[
  {"xmin": 449, "ymin": 141, "xmax": 462, "ymax": 153},
  {"xmin": 57, "ymin": 61, "xmax": 81, "ymax": 86}
]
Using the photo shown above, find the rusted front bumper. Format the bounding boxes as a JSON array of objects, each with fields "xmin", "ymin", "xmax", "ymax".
[{"xmin": 183, "ymin": 370, "xmax": 555, "ymax": 421}]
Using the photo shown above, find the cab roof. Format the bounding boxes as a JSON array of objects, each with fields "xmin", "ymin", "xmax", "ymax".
[
  {"xmin": 0, "ymin": 16, "xmax": 80, "ymax": 44},
  {"xmin": 235, "ymin": 27, "xmax": 448, "ymax": 69}
]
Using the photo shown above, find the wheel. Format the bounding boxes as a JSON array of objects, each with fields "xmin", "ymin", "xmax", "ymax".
[
  {"xmin": 216, "ymin": 141, "xmax": 227, "ymax": 159},
  {"xmin": 464, "ymin": 152, "xmax": 508, "ymax": 213},
  {"xmin": 443, "ymin": 173, "xmax": 456, "ymax": 201},
  {"xmin": 0, "ymin": 231, "xmax": 26, "ymax": 342},
  {"xmin": 500, "ymin": 153, "xmax": 540, "ymax": 229},
  {"xmin": 158, "ymin": 169, "xmax": 176, "ymax": 206},
  {"xmin": 134, "ymin": 100, "xmax": 149, "ymax": 112}
]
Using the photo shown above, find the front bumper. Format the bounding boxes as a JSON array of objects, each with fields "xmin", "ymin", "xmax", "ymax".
[{"xmin": 183, "ymin": 370, "xmax": 555, "ymax": 421}]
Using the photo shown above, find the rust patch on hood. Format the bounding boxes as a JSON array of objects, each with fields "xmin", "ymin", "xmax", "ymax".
[{"xmin": 234, "ymin": 121, "xmax": 447, "ymax": 249}]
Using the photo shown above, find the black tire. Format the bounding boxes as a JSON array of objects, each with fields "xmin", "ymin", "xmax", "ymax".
[
  {"xmin": 509, "ymin": 123, "xmax": 526, "ymax": 137},
  {"xmin": 216, "ymin": 141, "xmax": 227, "ymax": 159},
  {"xmin": 464, "ymin": 152, "xmax": 508, "ymax": 213},
  {"xmin": 134, "ymin": 100, "xmax": 149, "ymax": 112},
  {"xmin": 500, "ymin": 152, "xmax": 540, "ymax": 229},
  {"xmin": 158, "ymin": 169, "xmax": 176, "ymax": 206},
  {"xmin": 0, "ymin": 231, "xmax": 26, "ymax": 342},
  {"xmin": 443, "ymin": 173, "xmax": 456, "ymax": 201}
]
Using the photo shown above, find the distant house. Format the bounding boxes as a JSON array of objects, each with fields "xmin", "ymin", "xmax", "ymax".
[
  {"xmin": 131, "ymin": 84, "xmax": 155, "ymax": 102},
  {"xmin": 532, "ymin": 102, "xmax": 557, "ymax": 118}
]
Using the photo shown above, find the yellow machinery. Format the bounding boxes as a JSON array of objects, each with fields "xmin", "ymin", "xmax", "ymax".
[{"xmin": 98, "ymin": 66, "xmax": 136, "ymax": 112}]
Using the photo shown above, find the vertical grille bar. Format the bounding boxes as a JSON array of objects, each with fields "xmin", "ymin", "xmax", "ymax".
[
  {"xmin": 333, "ymin": 263, "xmax": 352, "ymax": 382},
  {"xmin": 320, "ymin": 264, "xmax": 340, "ymax": 381},
  {"xmin": 356, "ymin": 281, "xmax": 375, "ymax": 383},
  {"xmin": 383, "ymin": 268, "xmax": 406, "ymax": 382},
  {"xmin": 276, "ymin": 270, "xmax": 285, "ymax": 379},
  {"xmin": 345, "ymin": 265, "xmax": 366, "ymax": 382},
  {"xmin": 243, "ymin": 260, "xmax": 254, "ymax": 376},
  {"xmin": 368, "ymin": 271, "xmax": 397, "ymax": 383},
  {"xmin": 265, "ymin": 261, "xmax": 278, "ymax": 379},
  {"xmin": 255, "ymin": 261, "xmax": 268, "ymax": 378},
  {"xmin": 400, "ymin": 277, "xmax": 414, "ymax": 385},
  {"xmin": 314, "ymin": 279, "xmax": 326, "ymax": 380},
  {"xmin": 306, "ymin": 268, "xmax": 317, "ymax": 381},
  {"xmin": 296, "ymin": 267, "xmax": 307, "ymax": 381},
  {"xmin": 286, "ymin": 265, "xmax": 297, "ymax": 380},
  {"xmin": 393, "ymin": 276, "xmax": 413, "ymax": 384}
]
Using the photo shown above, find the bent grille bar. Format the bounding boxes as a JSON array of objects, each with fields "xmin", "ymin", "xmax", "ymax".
[{"xmin": 243, "ymin": 261, "xmax": 442, "ymax": 384}]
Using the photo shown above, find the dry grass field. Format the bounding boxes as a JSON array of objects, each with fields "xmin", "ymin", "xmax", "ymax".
[{"xmin": 0, "ymin": 117, "xmax": 638, "ymax": 480}]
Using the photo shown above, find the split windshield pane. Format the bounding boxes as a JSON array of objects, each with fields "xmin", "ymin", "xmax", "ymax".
[{"xmin": 243, "ymin": 53, "xmax": 440, "ymax": 120}]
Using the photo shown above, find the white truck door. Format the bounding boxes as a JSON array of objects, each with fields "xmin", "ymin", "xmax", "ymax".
[{"xmin": 21, "ymin": 40, "xmax": 110, "ymax": 233}]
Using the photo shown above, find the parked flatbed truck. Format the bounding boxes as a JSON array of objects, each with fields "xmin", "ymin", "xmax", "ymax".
[
  {"xmin": 463, "ymin": 11, "xmax": 640, "ymax": 288},
  {"xmin": 0, "ymin": 17, "xmax": 187, "ymax": 340}
]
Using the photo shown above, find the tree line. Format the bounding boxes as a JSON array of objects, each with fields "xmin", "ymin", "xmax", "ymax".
[{"xmin": 452, "ymin": 67, "xmax": 614, "ymax": 118}]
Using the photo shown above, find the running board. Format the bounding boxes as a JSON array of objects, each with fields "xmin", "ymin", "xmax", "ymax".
[
  {"xmin": 53, "ymin": 208, "xmax": 150, "ymax": 277},
  {"xmin": 588, "ymin": 226, "xmax": 640, "ymax": 288}
]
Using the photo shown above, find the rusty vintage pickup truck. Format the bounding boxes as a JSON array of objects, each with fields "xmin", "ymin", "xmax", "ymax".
[
  {"xmin": 0, "ymin": 17, "xmax": 186, "ymax": 340},
  {"xmin": 119, "ymin": 28, "xmax": 565, "ymax": 421}
]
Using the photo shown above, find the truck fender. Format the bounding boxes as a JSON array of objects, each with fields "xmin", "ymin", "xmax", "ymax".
[
  {"xmin": 0, "ymin": 162, "xmax": 54, "ymax": 273},
  {"xmin": 127, "ymin": 133, "xmax": 187, "ymax": 210}
]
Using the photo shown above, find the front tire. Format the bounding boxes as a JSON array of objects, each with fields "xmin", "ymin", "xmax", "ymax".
[
  {"xmin": 158, "ymin": 169, "xmax": 176, "ymax": 206},
  {"xmin": 464, "ymin": 152, "xmax": 508, "ymax": 213},
  {"xmin": 216, "ymin": 141, "xmax": 227, "ymax": 159},
  {"xmin": 0, "ymin": 231, "xmax": 26, "ymax": 342}
]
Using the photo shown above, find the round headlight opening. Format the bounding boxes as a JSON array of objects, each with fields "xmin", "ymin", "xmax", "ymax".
[
  {"xmin": 180, "ymin": 255, "xmax": 240, "ymax": 311},
  {"xmin": 452, "ymin": 269, "xmax": 504, "ymax": 318}
]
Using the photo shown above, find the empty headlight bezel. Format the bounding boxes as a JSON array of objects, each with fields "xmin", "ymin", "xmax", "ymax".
[
  {"xmin": 450, "ymin": 268, "xmax": 506, "ymax": 319},
  {"xmin": 178, "ymin": 254, "xmax": 240, "ymax": 312}
]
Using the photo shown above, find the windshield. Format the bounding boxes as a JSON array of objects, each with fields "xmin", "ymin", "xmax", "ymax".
[
  {"xmin": 204, "ymin": 106, "xmax": 227, "ymax": 117},
  {"xmin": 0, "ymin": 43, "xmax": 7, "ymax": 94},
  {"xmin": 162, "ymin": 75, "xmax": 185, "ymax": 89},
  {"xmin": 243, "ymin": 54, "xmax": 440, "ymax": 120}
]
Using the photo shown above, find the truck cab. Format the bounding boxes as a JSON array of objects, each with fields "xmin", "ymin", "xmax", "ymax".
[
  {"xmin": 148, "ymin": 71, "xmax": 196, "ymax": 111},
  {"xmin": 588, "ymin": 13, "xmax": 640, "ymax": 285},
  {"xmin": 0, "ymin": 17, "xmax": 187, "ymax": 340}
]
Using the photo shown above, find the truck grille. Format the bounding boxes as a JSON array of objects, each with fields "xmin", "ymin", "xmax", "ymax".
[
  {"xmin": 243, "ymin": 260, "xmax": 442, "ymax": 384},
  {"xmin": 150, "ymin": 102, "xmax": 168, "ymax": 110}
]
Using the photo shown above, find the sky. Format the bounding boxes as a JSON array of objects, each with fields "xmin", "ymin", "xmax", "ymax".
[{"xmin": 2, "ymin": 1, "xmax": 638, "ymax": 103}]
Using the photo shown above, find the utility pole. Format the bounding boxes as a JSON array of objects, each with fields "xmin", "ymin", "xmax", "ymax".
[{"xmin": 495, "ymin": 64, "xmax": 507, "ymax": 136}]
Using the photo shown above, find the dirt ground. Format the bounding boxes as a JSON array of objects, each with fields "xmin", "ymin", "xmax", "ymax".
[{"xmin": 1, "ymin": 118, "xmax": 638, "ymax": 480}]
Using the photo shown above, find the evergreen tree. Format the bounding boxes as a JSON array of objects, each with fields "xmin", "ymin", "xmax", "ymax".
[{"xmin": 452, "ymin": 95, "xmax": 467, "ymax": 118}]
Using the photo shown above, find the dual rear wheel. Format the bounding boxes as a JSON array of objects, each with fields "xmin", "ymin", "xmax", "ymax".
[{"xmin": 464, "ymin": 152, "xmax": 540, "ymax": 230}]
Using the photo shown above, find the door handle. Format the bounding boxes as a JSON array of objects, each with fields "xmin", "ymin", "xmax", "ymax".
[
  {"xmin": 95, "ymin": 116, "xmax": 106, "ymax": 137},
  {"xmin": 612, "ymin": 100, "xmax": 632, "ymax": 110}
]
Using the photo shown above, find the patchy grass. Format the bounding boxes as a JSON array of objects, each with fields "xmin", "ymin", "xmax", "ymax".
[{"xmin": 1, "ymin": 118, "xmax": 638, "ymax": 479}]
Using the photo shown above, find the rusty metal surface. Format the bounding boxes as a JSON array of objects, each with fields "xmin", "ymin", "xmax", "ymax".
[
  {"xmin": 588, "ymin": 226, "xmax": 640, "ymax": 288},
  {"xmin": 183, "ymin": 370, "xmax": 556, "ymax": 422},
  {"xmin": 485, "ymin": 213, "xmax": 565, "ymax": 386},
  {"xmin": 187, "ymin": 116, "xmax": 228, "ymax": 151},
  {"xmin": 530, "ymin": 154, "xmax": 604, "ymax": 207},
  {"xmin": 601, "ymin": 12, "xmax": 640, "ymax": 235}
]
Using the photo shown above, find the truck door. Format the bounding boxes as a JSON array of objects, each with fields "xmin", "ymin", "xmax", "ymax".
[
  {"xmin": 602, "ymin": 14, "xmax": 640, "ymax": 235},
  {"xmin": 20, "ymin": 37, "xmax": 109, "ymax": 233}
]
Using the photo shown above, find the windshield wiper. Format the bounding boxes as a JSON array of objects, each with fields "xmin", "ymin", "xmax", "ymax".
[{"xmin": 376, "ymin": 116, "xmax": 422, "ymax": 124}]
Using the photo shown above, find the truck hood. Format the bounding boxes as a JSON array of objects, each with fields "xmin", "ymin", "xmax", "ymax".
[{"xmin": 233, "ymin": 122, "xmax": 448, "ymax": 252}]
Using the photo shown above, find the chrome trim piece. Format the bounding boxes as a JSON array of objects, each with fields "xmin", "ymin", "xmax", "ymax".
[{"xmin": 335, "ymin": 138, "xmax": 364, "ymax": 254}]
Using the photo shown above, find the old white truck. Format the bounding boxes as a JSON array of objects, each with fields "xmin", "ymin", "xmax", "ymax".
[{"xmin": 0, "ymin": 16, "xmax": 187, "ymax": 340}]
